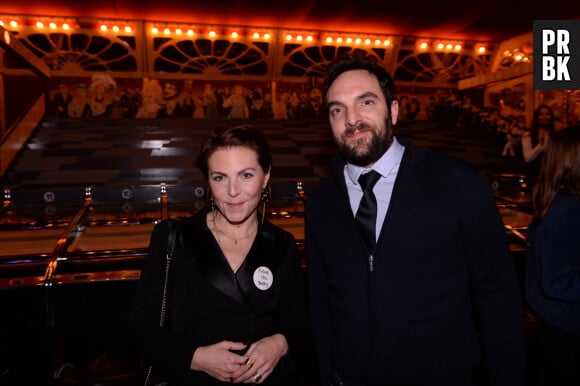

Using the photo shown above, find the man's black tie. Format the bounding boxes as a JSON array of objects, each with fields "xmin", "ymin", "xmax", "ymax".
[{"xmin": 355, "ymin": 170, "xmax": 381, "ymax": 253}]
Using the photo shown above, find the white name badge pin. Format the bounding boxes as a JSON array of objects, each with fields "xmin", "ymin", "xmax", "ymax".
[{"xmin": 253, "ymin": 266, "xmax": 273, "ymax": 291}]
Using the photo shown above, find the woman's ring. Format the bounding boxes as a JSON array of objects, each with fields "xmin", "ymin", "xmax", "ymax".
[{"xmin": 253, "ymin": 372, "xmax": 262, "ymax": 382}]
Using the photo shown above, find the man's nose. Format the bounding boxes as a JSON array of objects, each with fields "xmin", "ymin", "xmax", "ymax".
[{"xmin": 346, "ymin": 108, "xmax": 362, "ymax": 128}]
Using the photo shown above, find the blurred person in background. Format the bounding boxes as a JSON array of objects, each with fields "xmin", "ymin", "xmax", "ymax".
[{"xmin": 525, "ymin": 124, "xmax": 580, "ymax": 386}]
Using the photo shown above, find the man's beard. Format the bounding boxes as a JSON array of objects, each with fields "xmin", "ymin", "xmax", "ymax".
[{"xmin": 336, "ymin": 119, "xmax": 393, "ymax": 167}]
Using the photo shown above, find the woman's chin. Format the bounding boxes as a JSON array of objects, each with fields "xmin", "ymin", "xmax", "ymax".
[{"xmin": 222, "ymin": 211, "xmax": 252, "ymax": 224}]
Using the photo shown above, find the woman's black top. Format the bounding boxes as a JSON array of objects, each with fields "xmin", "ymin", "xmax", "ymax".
[{"xmin": 129, "ymin": 209, "xmax": 309, "ymax": 385}]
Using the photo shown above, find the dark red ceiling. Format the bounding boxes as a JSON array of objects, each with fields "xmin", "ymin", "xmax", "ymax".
[{"xmin": 3, "ymin": 0, "xmax": 580, "ymax": 42}]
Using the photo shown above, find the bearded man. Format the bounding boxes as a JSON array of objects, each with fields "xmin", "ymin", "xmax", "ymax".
[{"xmin": 305, "ymin": 53, "xmax": 526, "ymax": 386}]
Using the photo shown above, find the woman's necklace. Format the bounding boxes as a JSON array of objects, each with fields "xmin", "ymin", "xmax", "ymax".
[
  {"xmin": 214, "ymin": 226, "xmax": 257, "ymax": 244},
  {"xmin": 211, "ymin": 214, "xmax": 258, "ymax": 245}
]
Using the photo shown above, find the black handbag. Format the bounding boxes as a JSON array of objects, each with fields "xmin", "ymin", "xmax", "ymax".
[{"xmin": 143, "ymin": 219, "xmax": 178, "ymax": 386}]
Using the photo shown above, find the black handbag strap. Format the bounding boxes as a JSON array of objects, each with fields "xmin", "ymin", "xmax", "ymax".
[
  {"xmin": 144, "ymin": 220, "xmax": 178, "ymax": 386},
  {"xmin": 159, "ymin": 219, "xmax": 178, "ymax": 328}
]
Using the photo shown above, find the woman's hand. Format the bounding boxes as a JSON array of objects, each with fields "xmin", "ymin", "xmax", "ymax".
[
  {"xmin": 230, "ymin": 334, "xmax": 288, "ymax": 384},
  {"xmin": 539, "ymin": 133, "xmax": 551, "ymax": 149},
  {"xmin": 190, "ymin": 340, "xmax": 248, "ymax": 382}
]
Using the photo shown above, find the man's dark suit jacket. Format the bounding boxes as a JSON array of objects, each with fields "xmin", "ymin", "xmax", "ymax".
[{"xmin": 306, "ymin": 138, "xmax": 526, "ymax": 386}]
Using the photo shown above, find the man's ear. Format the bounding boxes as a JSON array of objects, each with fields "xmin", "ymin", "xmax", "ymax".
[{"xmin": 390, "ymin": 100, "xmax": 399, "ymax": 125}]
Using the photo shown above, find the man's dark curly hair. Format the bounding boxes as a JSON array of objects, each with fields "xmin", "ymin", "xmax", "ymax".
[{"xmin": 322, "ymin": 52, "xmax": 397, "ymax": 111}]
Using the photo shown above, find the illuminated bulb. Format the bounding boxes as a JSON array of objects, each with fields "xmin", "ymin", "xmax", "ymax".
[
  {"xmin": 454, "ymin": 44, "xmax": 461, "ymax": 51},
  {"xmin": 62, "ymin": 23, "xmax": 70, "ymax": 30},
  {"xmin": 263, "ymin": 33, "xmax": 270, "ymax": 39},
  {"xmin": 437, "ymin": 43, "xmax": 444, "ymax": 50},
  {"xmin": 477, "ymin": 46, "xmax": 486, "ymax": 54},
  {"xmin": 231, "ymin": 31, "xmax": 238, "ymax": 38},
  {"xmin": 187, "ymin": 29, "xmax": 194, "ymax": 36},
  {"xmin": 326, "ymin": 37, "xmax": 333, "ymax": 43},
  {"xmin": 446, "ymin": 43, "xmax": 453, "ymax": 50},
  {"xmin": 100, "ymin": 24, "xmax": 108, "ymax": 32},
  {"xmin": 365, "ymin": 38, "xmax": 371, "ymax": 45},
  {"xmin": 125, "ymin": 26, "xmax": 132, "ymax": 33},
  {"xmin": 176, "ymin": 28, "xmax": 183, "ymax": 35},
  {"xmin": 514, "ymin": 54, "xmax": 523, "ymax": 61},
  {"xmin": 9, "ymin": 20, "xmax": 18, "ymax": 28},
  {"xmin": 152, "ymin": 27, "xmax": 159, "ymax": 34},
  {"xmin": 286, "ymin": 34, "xmax": 292, "ymax": 40},
  {"xmin": 36, "ymin": 21, "xmax": 44, "ymax": 28},
  {"xmin": 374, "ymin": 39, "xmax": 381, "ymax": 45},
  {"xmin": 297, "ymin": 35, "xmax": 303, "ymax": 41},
  {"xmin": 336, "ymin": 37, "xmax": 343, "ymax": 43},
  {"xmin": 355, "ymin": 38, "xmax": 362, "ymax": 44},
  {"xmin": 164, "ymin": 28, "xmax": 171, "ymax": 35},
  {"xmin": 0, "ymin": 21, "xmax": 4, "ymax": 27},
  {"xmin": 112, "ymin": 25, "xmax": 119, "ymax": 32},
  {"xmin": 306, "ymin": 35, "xmax": 313, "ymax": 41},
  {"xmin": 253, "ymin": 32, "xmax": 260, "ymax": 39},
  {"xmin": 420, "ymin": 42, "xmax": 428, "ymax": 49},
  {"xmin": 346, "ymin": 37, "xmax": 352, "ymax": 43},
  {"xmin": 49, "ymin": 22, "xmax": 57, "ymax": 29},
  {"xmin": 209, "ymin": 30, "xmax": 216, "ymax": 37},
  {"xmin": 384, "ymin": 39, "xmax": 390, "ymax": 46}
]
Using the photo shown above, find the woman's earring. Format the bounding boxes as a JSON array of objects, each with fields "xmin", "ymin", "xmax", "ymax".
[
  {"xmin": 210, "ymin": 195, "xmax": 216, "ymax": 212},
  {"xmin": 261, "ymin": 187, "xmax": 270, "ymax": 224}
]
